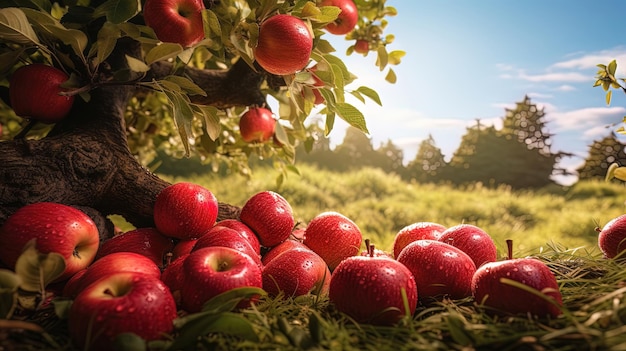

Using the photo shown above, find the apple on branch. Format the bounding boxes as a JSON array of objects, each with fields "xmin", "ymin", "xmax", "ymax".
[
  {"xmin": 471, "ymin": 239, "xmax": 563, "ymax": 318},
  {"xmin": 0, "ymin": 202, "xmax": 99, "ymax": 282},
  {"xmin": 143, "ymin": 0, "xmax": 206, "ymax": 48},
  {"xmin": 253, "ymin": 14, "xmax": 313, "ymax": 76},
  {"xmin": 68, "ymin": 272, "xmax": 178, "ymax": 351},
  {"xmin": 9, "ymin": 64, "xmax": 75, "ymax": 124},
  {"xmin": 329, "ymin": 240, "xmax": 417, "ymax": 325},
  {"xmin": 319, "ymin": 0, "xmax": 359, "ymax": 35},
  {"xmin": 239, "ymin": 107, "xmax": 276, "ymax": 143}
]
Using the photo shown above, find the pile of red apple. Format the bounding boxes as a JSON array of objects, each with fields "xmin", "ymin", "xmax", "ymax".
[{"xmin": 3, "ymin": 179, "xmax": 610, "ymax": 348}]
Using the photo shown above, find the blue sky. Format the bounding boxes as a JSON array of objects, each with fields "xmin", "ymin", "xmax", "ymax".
[{"xmin": 322, "ymin": 0, "xmax": 626, "ymax": 185}]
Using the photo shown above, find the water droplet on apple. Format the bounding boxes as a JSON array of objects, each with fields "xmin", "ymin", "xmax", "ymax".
[
  {"xmin": 45, "ymin": 223, "xmax": 52, "ymax": 228},
  {"xmin": 56, "ymin": 216, "xmax": 64, "ymax": 221},
  {"xmin": 115, "ymin": 305, "xmax": 124, "ymax": 312},
  {"xmin": 438, "ymin": 265, "xmax": 444, "ymax": 270}
]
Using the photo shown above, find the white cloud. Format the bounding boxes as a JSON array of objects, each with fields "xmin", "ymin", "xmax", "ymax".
[
  {"xmin": 555, "ymin": 84, "xmax": 576, "ymax": 92},
  {"xmin": 528, "ymin": 92, "xmax": 554, "ymax": 99},
  {"xmin": 551, "ymin": 49, "xmax": 626, "ymax": 70},
  {"xmin": 548, "ymin": 106, "xmax": 626, "ymax": 132},
  {"xmin": 518, "ymin": 71, "xmax": 590, "ymax": 83}
]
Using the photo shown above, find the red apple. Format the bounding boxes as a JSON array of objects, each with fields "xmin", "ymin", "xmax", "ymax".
[
  {"xmin": 353, "ymin": 39, "xmax": 369, "ymax": 54},
  {"xmin": 239, "ymin": 107, "xmax": 276, "ymax": 143},
  {"xmin": 261, "ymin": 239, "xmax": 312, "ymax": 265},
  {"xmin": 68, "ymin": 272, "xmax": 177, "ymax": 351},
  {"xmin": 216, "ymin": 219, "xmax": 261, "ymax": 255},
  {"xmin": 0, "ymin": 202, "xmax": 99, "ymax": 282},
  {"xmin": 437, "ymin": 224, "xmax": 498, "ymax": 268},
  {"xmin": 471, "ymin": 240, "xmax": 563, "ymax": 317},
  {"xmin": 171, "ymin": 239, "xmax": 198, "ymax": 260},
  {"xmin": 191, "ymin": 225, "xmax": 262, "ymax": 267},
  {"xmin": 303, "ymin": 211, "xmax": 362, "ymax": 270},
  {"xmin": 161, "ymin": 253, "xmax": 188, "ymax": 306},
  {"xmin": 319, "ymin": 0, "xmax": 359, "ymax": 35},
  {"xmin": 397, "ymin": 240, "xmax": 476, "ymax": 300},
  {"xmin": 598, "ymin": 214, "xmax": 626, "ymax": 259},
  {"xmin": 153, "ymin": 182, "xmax": 219, "ymax": 240},
  {"xmin": 95, "ymin": 227, "xmax": 174, "ymax": 269},
  {"xmin": 9, "ymin": 64, "xmax": 75, "ymax": 123},
  {"xmin": 180, "ymin": 246, "xmax": 263, "ymax": 313},
  {"xmin": 392, "ymin": 221, "xmax": 447, "ymax": 258},
  {"xmin": 239, "ymin": 191, "xmax": 295, "ymax": 248},
  {"xmin": 63, "ymin": 251, "xmax": 162, "ymax": 298},
  {"xmin": 329, "ymin": 242, "xmax": 418, "ymax": 325},
  {"xmin": 262, "ymin": 248, "xmax": 331, "ymax": 297},
  {"xmin": 254, "ymin": 14, "xmax": 313, "ymax": 75},
  {"xmin": 143, "ymin": 0, "xmax": 206, "ymax": 48}
]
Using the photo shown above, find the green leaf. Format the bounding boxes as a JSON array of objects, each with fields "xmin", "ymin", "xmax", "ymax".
[
  {"xmin": 92, "ymin": 21, "xmax": 121, "ymax": 66},
  {"xmin": 355, "ymin": 86, "xmax": 382, "ymax": 105},
  {"xmin": 194, "ymin": 105, "xmax": 220, "ymax": 140},
  {"xmin": 93, "ymin": 0, "xmax": 140, "ymax": 24},
  {"xmin": 334, "ymin": 102, "xmax": 368, "ymax": 133},
  {"xmin": 376, "ymin": 46, "xmax": 388, "ymax": 71},
  {"xmin": 203, "ymin": 9, "xmax": 221, "ymax": 37},
  {"xmin": 125, "ymin": 54, "xmax": 150, "ymax": 72},
  {"xmin": 14, "ymin": 240, "xmax": 65, "ymax": 293},
  {"xmin": 324, "ymin": 111, "xmax": 336, "ymax": 136},
  {"xmin": 446, "ymin": 313, "xmax": 473, "ymax": 346},
  {"xmin": 387, "ymin": 50, "xmax": 405, "ymax": 66},
  {"xmin": 608, "ymin": 59, "xmax": 617, "ymax": 76},
  {"xmin": 614, "ymin": 167, "xmax": 626, "ymax": 182},
  {"xmin": 606, "ymin": 90, "xmax": 612, "ymax": 106},
  {"xmin": 164, "ymin": 76, "xmax": 207, "ymax": 96},
  {"xmin": 164, "ymin": 90, "xmax": 194, "ymax": 156},
  {"xmin": 0, "ymin": 7, "xmax": 39, "ymax": 45},
  {"xmin": 200, "ymin": 286, "xmax": 265, "ymax": 313},
  {"xmin": 144, "ymin": 42, "xmax": 183, "ymax": 64},
  {"xmin": 22, "ymin": 8, "xmax": 87, "ymax": 57},
  {"xmin": 170, "ymin": 312, "xmax": 258, "ymax": 350},
  {"xmin": 385, "ymin": 68, "xmax": 397, "ymax": 84},
  {"xmin": 112, "ymin": 332, "xmax": 147, "ymax": 351}
]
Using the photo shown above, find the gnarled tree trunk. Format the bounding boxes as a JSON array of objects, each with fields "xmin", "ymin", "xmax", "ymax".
[{"xmin": 0, "ymin": 37, "xmax": 275, "ymax": 240}]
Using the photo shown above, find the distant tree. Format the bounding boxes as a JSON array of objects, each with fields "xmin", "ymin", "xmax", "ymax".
[
  {"xmin": 405, "ymin": 134, "xmax": 447, "ymax": 182},
  {"xmin": 334, "ymin": 126, "xmax": 375, "ymax": 170},
  {"xmin": 448, "ymin": 96, "xmax": 567, "ymax": 189},
  {"xmin": 577, "ymin": 134, "xmax": 626, "ymax": 181},
  {"xmin": 374, "ymin": 139, "xmax": 405, "ymax": 173}
]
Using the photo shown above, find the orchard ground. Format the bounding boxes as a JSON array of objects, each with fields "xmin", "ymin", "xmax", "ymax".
[{"xmin": 10, "ymin": 165, "xmax": 626, "ymax": 350}]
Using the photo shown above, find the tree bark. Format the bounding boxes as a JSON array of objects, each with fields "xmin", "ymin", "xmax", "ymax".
[{"xmin": 0, "ymin": 37, "xmax": 270, "ymax": 239}]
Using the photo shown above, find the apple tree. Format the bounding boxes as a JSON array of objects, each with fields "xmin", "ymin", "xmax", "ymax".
[{"xmin": 0, "ymin": 0, "xmax": 403, "ymax": 239}]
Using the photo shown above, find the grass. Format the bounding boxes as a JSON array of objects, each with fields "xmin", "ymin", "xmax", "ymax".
[{"xmin": 8, "ymin": 165, "xmax": 626, "ymax": 350}]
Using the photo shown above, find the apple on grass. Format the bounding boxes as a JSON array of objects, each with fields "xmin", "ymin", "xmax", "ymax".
[
  {"xmin": 471, "ymin": 239, "xmax": 563, "ymax": 318},
  {"xmin": 392, "ymin": 221, "xmax": 447, "ymax": 258},
  {"xmin": 239, "ymin": 107, "xmax": 276, "ymax": 143},
  {"xmin": 329, "ymin": 241, "xmax": 417, "ymax": 326},
  {"xmin": 68, "ymin": 272, "xmax": 177, "ymax": 351},
  {"xmin": 153, "ymin": 182, "xmax": 219, "ymax": 240},
  {"xmin": 216, "ymin": 219, "xmax": 262, "ymax": 255},
  {"xmin": 0, "ymin": 202, "xmax": 99, "ymax": 282},
  {"xmin": 597, "ymin": 214, "xmax": 626, "ymax": 259},
  {"xmin": 191, "ymin": 225, "xmax": 262, "ymax": 268},
  {"xmin": 262, "ymin": 248, "xmax": 331, "ymax": 298},
  {"xmin": 261, "ymin": 239, "xmax": 312, "ymax": 266},
  {"xmin": 319, "ymin": 0, "xmax": 359, "ymax": 35},
  {"xmin": 397, "ymin": 240, "xmax": 476, "ymax": 301},
  {"xmin": 63, "ymin": 251, "xmax": 162, "ymax": 298},
  {"xmin": 143, "ymin": 0, "xmax": 206, "ymax": 48},
  {"xmin": 95, "ymin": 227, "xmax": 174, "ymax": 269},
  {"xmin": 10, "ymin": 64, "xmax": 75, "ymax": 123},
  {"xmin": 303, "ymin": 211, "xmax": 363, "ymax": 271},
  {"xmin": 253, "ymin": 14, "xmax": 313, "ymax": 76},
  {"xmin": 239, "ymin": 191, "xmax": 295, "ymax": 248},
  {"xmin": 437, "ymin": 224, "xmax": 498, "ymax": 268},
  {"xmin": 180, "ymin": 246, "xmax": 263, "ymax": 313}
]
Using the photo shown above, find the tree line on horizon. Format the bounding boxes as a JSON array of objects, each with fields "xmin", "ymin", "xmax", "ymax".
[{"xmin": 157, "ymin": 96, "xmax": 626, "ymax": 189}]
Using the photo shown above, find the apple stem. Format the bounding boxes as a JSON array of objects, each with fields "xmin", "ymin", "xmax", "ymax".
[
  {"xmin": 364, "ymin": 238, "xmax": 371, "ymax": 256},
  {"xmin": 506, "ymin": 239, "xmax": 513, "ymax": 260},
  {"xmin": 164, "ymin": 252, "xmax": 173, "ymax": 268},
  {"xmin": 370, "ymin": 244, "xmax": 375, "ymax": 258}
]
